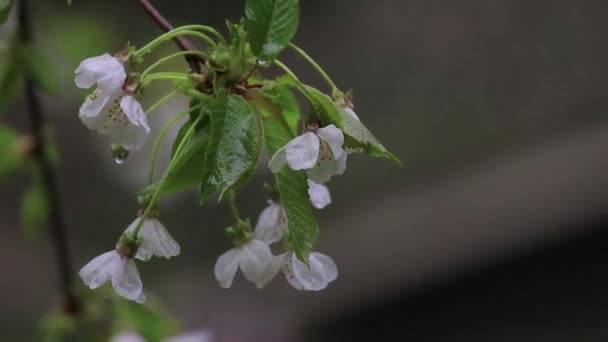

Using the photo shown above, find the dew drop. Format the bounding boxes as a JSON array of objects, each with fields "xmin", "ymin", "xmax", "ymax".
[
  {"xmin": 257, "ymin": 60, "xmax": 268, "ymax": 66},
  {"xmin": 111, "ymin": 144, "xmax": 129, "ymax": 165}
]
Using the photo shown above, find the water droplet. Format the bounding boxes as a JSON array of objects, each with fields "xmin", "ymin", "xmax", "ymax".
[
  {"xmin": 111, "ymin": 144, "xmax": 129, "ymax": 165},
  {"xmin": 257, "ymin": 60, "xmax": 268, "ymax": 66}
]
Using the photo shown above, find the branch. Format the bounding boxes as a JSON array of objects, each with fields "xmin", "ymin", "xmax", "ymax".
[
  {"xmin": 135, "ymin": 0, "xmax": 204, "ymax": 73},
  {"xmin": 18, "ymin": 0, "xmax": 80, "ymax": 314}
]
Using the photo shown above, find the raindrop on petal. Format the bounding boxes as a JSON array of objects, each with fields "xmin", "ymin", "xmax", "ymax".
[{"xmin": 111, "ymin": 144, "xmax": 129, "ymax": 165}]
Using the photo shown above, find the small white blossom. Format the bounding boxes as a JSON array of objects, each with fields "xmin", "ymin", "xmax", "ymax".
[
  {"xmin": 111, "ymin": 330, "xmax": 212, "ymax": 342},
  {"xmin": 75, "ymin": 53, "xmax": 150, "ymax": 150},
  {"xmin": 266, "ymin": 251, "xmax": 338, "ymax": 291},
  {"xmin": 214, "ymin": 238, "xmax": 276, "ymax": 289},
  {"xmin": 253, "ymin": 200, "xmax": 287, "ymax": 244},
  {"xmin": 269, "ymin": 124, "xmax": 346, "ymax": 183},
  {"xmin": 79, "ymin": 250, "xmax": 145, "ymax": 303},
  {"xmin": 125, "ymin": 217, "xmax": 180, "ymax": 261},
  {"xmin": 307, "ymin": 179, "xmax": 331, "ymax": 209}
]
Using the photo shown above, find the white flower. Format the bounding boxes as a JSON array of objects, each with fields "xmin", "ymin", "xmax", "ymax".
[
  {"xmin": 266, "ymin": 251, "xmax": 338, "ymax": 291},
  {"xmin": 111, "ymin": 330, "xmax": 212, "ymax": 342},
  {"xmin": 253, "ymin": 200, "xmax": 287, "ymax": 244},
  {"xmin": 78, "ymin": 250, "xmax": 145, "ymax": 303},
  {"xmin": 214, "ymin": 236, "xmax": 276, "ymax": 289},
  {"xmin": 307, "ymin": 179, "xmax": 331, "ymax": 209},
  {"xmin": 269, "ymin": 124, "xmax": 347, "ymax": 183},
  {"xmin": 125, "ymin": 217, "xmax": 180, "ymax": 261},
  {"xmin": 75, "ymin": 53, "xmax": 150, "ymax": 150}
]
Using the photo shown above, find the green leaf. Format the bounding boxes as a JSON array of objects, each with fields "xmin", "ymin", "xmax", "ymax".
[
  {"xmin": 259, "ymin": 91, "xmax": 317, "ymax": 260},
  {"xmin": 0, "ymin": 48, "xmax": 22, "ymax": 114},
  {"xmin": 261, "ymin": 82, "xmax": 300, "ymax": 135},
  {"xmin": 0, "ymin": 0, "xmax": 12, "ymax": 25},
  {"xmin": 276, "ymin": 76, "xmax": 400, "ymax": 164},
  {"xmin": 20, "ymin": 177, "xmax": 49, "ymax": 238},
  {"xmin": 200, "ymin": 91, "xmax": 263, "ymax": 202},
  {"xmin": 245, "ymin": 0, "xmax": 300, "ymax": 61},
  {"xmin": 114, "ymin": 298, "xmax": 178, "ymax": 341},
  {"xmin": 23, "ymin": 48, "xmax": 60, "ymax": 94},
  {"xmin": 0, "ymin": 125, "xmax": 24, "ymax": 179}
]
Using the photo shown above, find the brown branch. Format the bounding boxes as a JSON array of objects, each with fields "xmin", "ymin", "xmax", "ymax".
[
  {"xmin": 135, "ymin": 0, "xmax": 204, "ymax": 73},
  {"xmin": 18, "ymin": 0, "xmax": 80, "ymax": 314}
]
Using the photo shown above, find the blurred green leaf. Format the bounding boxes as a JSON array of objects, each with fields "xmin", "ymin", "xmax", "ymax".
[
  {"xmin": 0, "ymin": 48, "xmax": 22, "ymax": 114},
  {"xmin": 0, "ymin": 125, "xmax": 24, "ymax": 179},
  {"xmin": 0, "ymin": 0, "xmax": 12, "ymax": 25},
  {"xmin": 37, "ymin": 313, "xmax": 96, "ymax": 342},
  {"xmin": 200, "ymin": 91, "xmax": 263, "ymax": 202},
  {"xmin": 114, "ymin": 298, "xmax": 178, "ymax": 342},
  {"xmin": 23, "ymin": 48, "xmax": 60, "ymax": 94},
  {"xmin": 259, "ymin": 90, "xmax": 317, "ymax": 260},
  {"xmin": 245, "ymin": 0, "xmax": 300, "ymax": 61},
  {"xmin": 20, "ymin": 174, "xmax": 49, "ymax": 238}
]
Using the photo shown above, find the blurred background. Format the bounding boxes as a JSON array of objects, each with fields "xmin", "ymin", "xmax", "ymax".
[{"xmin": 1, "ymin": 0, "xmax": 608, "ymax": 341}]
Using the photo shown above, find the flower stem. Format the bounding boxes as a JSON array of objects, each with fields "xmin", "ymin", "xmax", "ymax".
[
  {"xmin": 140, "ymin": 72, "xmax": 190, "ymax": 88},
  {"xmin": 274, "ymin": 60, "xmax": 299, "ymax": 81},
  {"xmin": 141, "ymin": 51, "xmax": 209, "ymax": 78},
  {"xmin": 18, "ymin": 0, "xmax": 79, "ymax": 314},
  {"xmin": 147, "ymin": 104, "xmax": 201, "ymax": 184},
  {"xmin": 289, "ymin": 43, "xmax": 340, "ymax": 96},
  {"xmin": 227, "ymin": 191, "xmax": 242, "ymax": 223},
  {"xmin": 145, "ymin": 90, "xmax": 177, "ymax": 117},
  {"xmin": 135, "ymin": 29, "xmax": 217, "ymax": 58},
  {"xmin": 134, "ymin": 114, "xmax": 203, "ymax": 237}
]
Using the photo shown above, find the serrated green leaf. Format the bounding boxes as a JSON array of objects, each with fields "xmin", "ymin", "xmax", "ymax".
[
  {"xmin": 258, "ymin": 90, "xmax": 317, "ymax": 260},
  {"xmin": 276, "ymin": 76, "xmax": 400, "ymax": 164},
  {"xmin": 0, "ymin": 125, "xmax": 24, "ymax": 179},
  {"xmin": 20, "ymin": 178, "xmax": 49, "ymax": 238},
  {"xmin": 0, "ymin": 0, "xmax": 12, "ymax": 25},
  {"xmin": 261, "ymin": 82, "xmax": 300, "ymax": 135},
  {"xmin": 200, "ymin": 91, "xmax": 263, "ymax": 202},
  {"xmin": 245, "ymin": 0, "xmax": 299, "ymax": 61}
]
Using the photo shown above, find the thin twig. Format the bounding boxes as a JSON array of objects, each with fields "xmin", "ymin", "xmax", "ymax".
[
  {"xmin": 135, "ymin": 0, "xmax": 204, "ymax": 73},
  {"xmin": 18, "ymin": 0, "xmax": 80, "ymax": 314}
]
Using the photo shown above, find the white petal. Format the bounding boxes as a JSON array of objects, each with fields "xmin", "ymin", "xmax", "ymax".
[
  {"xmin": 165, "ymin": 330, "xmax": 213, "ymax": 342},
  {"xmin": 78, "ymin": 250, "xmax": 120, "ymax": 289},
  {"xmin": 263, "ymin": 252, "xmax": 289, "ymax": 287},
  {"xmin": 307, "ymin": 180, "xmax": 331, "ymax": 209},
  {"xmin": 268, "ymin": 145, "xmax": 287, "ymax": 173},
  {"xmin": 309, "ymin": 252, "xmax": 338, "ymax": 283},
  {"xmin": 239, "ymin": 240, "xmax": 274, "ymax": 289},
  {"xmin": 79, "ymin": 89, "xmax": 111, "ymax": 128},
  {"xmin": 120, "ymin": 96, "xmax": 150, "ymax": 133},
  {"xmin": 110, "ymin": 122, "xmax": 149, "ymax": 151},
  {"xmin": 285, "ymin": 132, "xmax": 320, "ymax": 170},
  {"xmin": 214, "ymin": 248, "xmax": 240, "ymax": 288},
  {"xmin": 110, "ymin": 332, "xmax": 147, "ymax": 342},
  {"xmin": 75, "ymin": 53, "xmax": 125, "ymax": 92},
  {"xmin": 253, "ymin": 202, "xmax": 286, "ymax": 244},
  {"xmin": 111, "ymin": 258, "xmax": 144, "ymax": 302},
  {"xmin": 316, "ymin": 125, "xmax": 344, "ymax": 159},
  {"xmin": 133, "ymin": 218, "xmax": 180, "ymax": 260},
  {"xmin": 291, "ymin": 252, "xmax": 337, "ymax": 291},
  {"xmin": 283, "ymin": 253, "xmax": 303, "ymax": 290},
  {"xmin": 306, "ymin": 159, "xmax": 336, "ymax": 184},
  {"xmin": 335, "ymin": 152, "xmax": 347, "ymax": 176}
]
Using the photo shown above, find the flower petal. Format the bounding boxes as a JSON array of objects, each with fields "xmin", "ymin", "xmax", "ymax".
[
  {"xmin": 164, "ymin": 330, "xmax": 213, "ymax": 342},
  {"xmin": 79, "ymin": 89, "xmax": 111, "ymax": 128},
  {"xmin": 335, "ymin": 152, "xmax": 347, "ymax": 176},
  {"xmin": 253, "ymin": 201, "xmax": 286, "ymax": 244},
  {"xmin": 283, "ymin": 253, "xmax": 303, "ymax": 290},
  {"xmin": 285, "ymin": 132, "xmax": 320, "ymax": 170},
  {"xmin": 109, "ymin": 332, "xmax": 147, "ymax": 342},
  {"xmin": 316, "ymin": 124, "xmax": 344, "ymax": 159},
  {"xmin": 239, "ymin": 240, "xmax": 274, "ymax": 288},
  {"xmin": 291, "ymin": 252, "xmax": 337, "ymax": 291},
  {"xmin": 268, "ymin": 145, "xmax": 287, "ymax": 173},
  {"xmin": 78, "ymin": 250, "xmax": 120, "ymax": 289},
  {"xmin": 307, "ymin": 180, "xmax": 331, "ymax": 209},
  {"xmin": 111, "ymin": 258, "xmax": 144, "ymax": 302},
  {"xmin": 214, "ymin": 248, "xmax": 240, "ymax": 288},
  {"xmin": 120, "ymin": 96, "xmax": 150, "ymax": 133},
  {"xmin": 135, "ymin": 218, "xmax": 180, "ymax": 260},
  {"xmin": 75, "ymin": 53, "xmax": 125, "ymax": 92}
]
